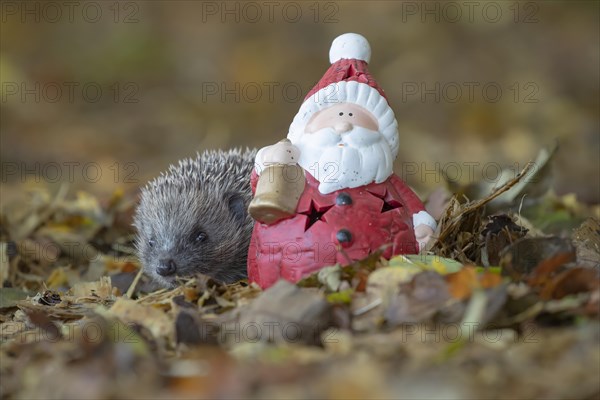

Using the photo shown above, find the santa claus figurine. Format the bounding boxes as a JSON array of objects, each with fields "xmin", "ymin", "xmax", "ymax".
[{"xmin": 247, "ymin": 33, "xmax": 437, "ymax": 289}]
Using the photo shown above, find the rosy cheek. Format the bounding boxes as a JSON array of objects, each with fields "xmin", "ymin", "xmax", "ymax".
[
  {"xmin": 305, "ymin": 121, "xmax": 322, "ymax": 133},
  {"xmin": 353, "ymin": 115, "xmax": 378, "ymax": 131},
  {"xmin": 306, "ymin": 114, "xmax": 337, "ymax": 133}
]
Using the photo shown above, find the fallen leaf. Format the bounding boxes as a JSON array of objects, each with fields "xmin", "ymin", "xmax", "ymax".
[
  {"xmin": 236, "ymin": 280, "xmax": 332, "ymax": 345},
  {"xmin": 368, "ymin": 266, "xmax": 421, "ymax": 296},
  {"xmin": 527, "ymin": 252, "xmax": 576, "ymax": 287},
  {"xmin": 500, "ymin": 237, "xmax": 576, "ymax": 280},
  {"xmin": 388, "ymin": 254, "xmax": 464, "ymax": 274},
  {"xmin": 175, "ymin": 311, "xmax": 218, "ymax": 346},
  {"xmin": 480, "ymin": 214, "xmax": 528, "ymax": 267},
  {"xmin": 446, "ymin": 266, "xmax": 504, "ymax": 301},
  {"xmin": 326, "ymin": 289, "xmax": 353, "ymax": 305},
  {"xmin": 47, "ymin": 267, "xmax": 69, "ymax": 289},
  {"xmin": 70, "ymin": 276, "xmax": 115, "ymax": 300},
  {"xmin": 479, "ymin": 271, "xmax": 503, "ymax": 289},
  {"xmin": 446, "ymin": 267, "xmax": 478, "ymax": 300},
  {"xmin": 539, "ymin": 267, "xmax": 600, "ymax": 300},
  {"xmin": 572, "ymin": 218, "xmax": 600, "ymax": 268},
  {"xmin": 26, "ymin": 310, "xmax": 61, "ymax": 339},
  {"xmin": 0, "ymin": 288, "xmax": 30, "ymax": 309},
  {"xmin": 108, "ymin": 297, "xmax": 173, "ymax": 344},
  {"xmin": 384, "ymin": 271, "xmax": 451, "ymax": 326},
  {"xmin": 317, "ymin": 265, "xmax": 342, "ymax": 292}
]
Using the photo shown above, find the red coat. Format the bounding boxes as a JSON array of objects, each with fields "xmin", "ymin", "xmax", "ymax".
[{"xmin": 247, "ymin": 170, "xmax": 426, "ymax": 288}]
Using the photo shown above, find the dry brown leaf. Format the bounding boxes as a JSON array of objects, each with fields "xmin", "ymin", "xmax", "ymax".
[
  {"xmin": 479, "ymin": 271, "xmax": 503, "ymax": 289},
  {"xmin": 108, "ymin": 297, "xmax": 174, "ymax": 344},
  {"xmin": 446, "ymin": 266, "xmax": 479, "ymax": 300},
  {"xmin": 383, "ymin": 271, "xmax": 451, "ymax": 325},
  {"xmin": 501, "ymin": 237, "xmax": 576, "ymax": 280},
  {"xmin": 573, "ymin": 218, "xmax": 600, "ymax": 268},
  {"xmin": 539, "ymin": 267, "xmax": 600, "ymax": 300},
  {"xmin": 70, "ymin": 276, "xmax": 115, "ymax": 300},
  {"xmin": 527, "ymin": 252, "xmax": 575, "ymax": 287},
  {"xmin": 236, "ymin": 280, "xmax": 332, "ymax": 345},
  {"xmin": 480, "ymin": 214, "xmax": 528, "ymax": 266},
  {"xmin": 446, "ymin": 267, "xmax": 503, "ymax": 300}
]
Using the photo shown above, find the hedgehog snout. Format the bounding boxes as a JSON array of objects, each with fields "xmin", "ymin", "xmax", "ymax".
[{"xmin": 157, "ymin": 258, "xmax": 177, "ymax": 277}]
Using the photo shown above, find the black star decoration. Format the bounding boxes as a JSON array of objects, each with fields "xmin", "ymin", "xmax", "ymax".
[
  {"xmin": 302, "ymin": 201, "xmax": 332, "ymax": 231},
  {"xmin": 381, "ymin": 199, "xmax": 401, "ymax": 213},
  {"xmin": 367, "ymin": 189, "xmax": 401, "ymax": 213}
]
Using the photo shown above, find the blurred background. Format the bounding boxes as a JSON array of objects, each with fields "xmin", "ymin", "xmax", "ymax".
[{"xmin": 1, "ymin": 0, "xmax": 599, "ymax": 203}]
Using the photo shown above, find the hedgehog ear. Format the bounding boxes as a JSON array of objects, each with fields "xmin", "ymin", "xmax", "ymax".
[{"xmin": 225, "ymin": 192, "xmax": 247, "ymax": 225}]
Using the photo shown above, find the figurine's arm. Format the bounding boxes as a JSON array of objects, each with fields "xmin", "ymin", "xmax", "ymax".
[
  {"xmin": 389, "ymin": 175, "xmax": 437, "ymax": 251},
  {"xmin": 388, "ymin": 175, "xmax": 434, "ymax": 225}
]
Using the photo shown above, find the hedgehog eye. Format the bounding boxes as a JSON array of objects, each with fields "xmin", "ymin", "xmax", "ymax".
[
  {"xmin": 195, "ymin": 232, "xmax": 208, "ymax": 242},
  {"xmin": 148, "ymin": 239, "xmax": 155, "ymax": 248}
]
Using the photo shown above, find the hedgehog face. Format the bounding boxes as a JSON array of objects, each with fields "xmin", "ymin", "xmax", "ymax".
[
  {"xmin": 135, "ymin": 188, "xmax": 251, "ymax": 288},
  {"xmin": 133, "ymin": 150, "xmax": 256, "ymax": 288}
]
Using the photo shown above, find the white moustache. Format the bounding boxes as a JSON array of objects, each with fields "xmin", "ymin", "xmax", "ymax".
[
  {"xmin": 292, "ymin": 125, "xmax": 394, "ymax": 194},
  {"xmin": 308, "ymin": 127, "xmax": 341, "ymax": 146},
  {"xmin": 306, "ymin": 126, "xmax": 381, "ymax": 148},
  {"xmin": 340, "ymin": 126, "xmax": 381, "ymax": 147}
]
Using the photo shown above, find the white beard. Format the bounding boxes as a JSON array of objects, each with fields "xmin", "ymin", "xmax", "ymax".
[{"xmin": 291, "ymin": 126, "xmax": 394, "ymax": 194}]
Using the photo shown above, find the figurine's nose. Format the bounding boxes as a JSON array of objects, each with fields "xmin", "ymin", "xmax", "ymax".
[
  {"xmin": 157, "ymin": 259, "xmax": 177, "ymax": 276},
  {"xmin": 334, "ymin": 121, "xmax": 353, "ymax": 133}
]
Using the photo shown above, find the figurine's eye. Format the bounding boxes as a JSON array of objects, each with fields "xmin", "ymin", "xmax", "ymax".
[
  {"xmin": 348, "ymin": 113, "xmax": 353, "ymax": 116},
  {"xmin": 339, "ymin": 112, "xmax": 343, "ymax": 116},
  {"xmin": 148, "ymin": 239, "xmax": 155, "ymax": 248},
  {"xmin": 195, "ymin": 232, "xmax": 208, "ymax": 242}
]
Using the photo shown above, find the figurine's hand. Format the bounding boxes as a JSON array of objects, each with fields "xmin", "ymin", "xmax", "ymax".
[
  {"xmin": 414, "ymin": 224, "xmax": 434, "ymax": 252},
  {"xmin": 261, "ymin": 140, "xmax": 301, "ymax": 166}
]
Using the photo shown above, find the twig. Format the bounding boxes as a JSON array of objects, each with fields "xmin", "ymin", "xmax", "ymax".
[
  {"xmin": 461, "ymin": 162, "xmax": 534, "ymax": 214},
  {"xmin": 435, "ymin": 162, "xmax": 534, "ymax": 246},
  {"xmin": 126, "ymin": 266, "xmax": 144, "ymax": 298},
  {"xmin": 352, "ymin": 298, "xmax": 383, "ymax": 316}
]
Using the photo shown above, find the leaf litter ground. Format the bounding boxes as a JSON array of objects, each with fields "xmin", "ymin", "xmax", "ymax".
[{"xmin": 1, "ymin": 148, "xmax": 599, "ymax": 399}]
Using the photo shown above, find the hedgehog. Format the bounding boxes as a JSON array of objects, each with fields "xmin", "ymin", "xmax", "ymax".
[{"xmin": 134, "ymin": 148, "xmax": 257, "ymax": 287}]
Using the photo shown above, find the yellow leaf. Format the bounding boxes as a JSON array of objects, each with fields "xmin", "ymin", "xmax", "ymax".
[{"xmin": 47, "ymin": 267, "xmax": 69, "ymax": 289}]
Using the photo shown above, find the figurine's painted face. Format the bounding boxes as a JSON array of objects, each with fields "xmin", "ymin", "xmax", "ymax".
[
  {"xmin": 293, "ymin": 102, "xmax": 394, "ymax": 194},
  {"xmin": 305, "ymin": 103, "xmax": 379, "ymax": 134}
]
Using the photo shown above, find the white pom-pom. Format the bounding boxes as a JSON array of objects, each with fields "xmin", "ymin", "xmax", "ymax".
[{"xmin": 329, "ymin": 33, "xmax": 371, "ymax": 64}]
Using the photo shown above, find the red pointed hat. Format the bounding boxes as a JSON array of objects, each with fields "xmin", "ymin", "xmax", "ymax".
[{"xmin": 288, "ymin": 33, "xmax": 399, "ymax": 157}]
